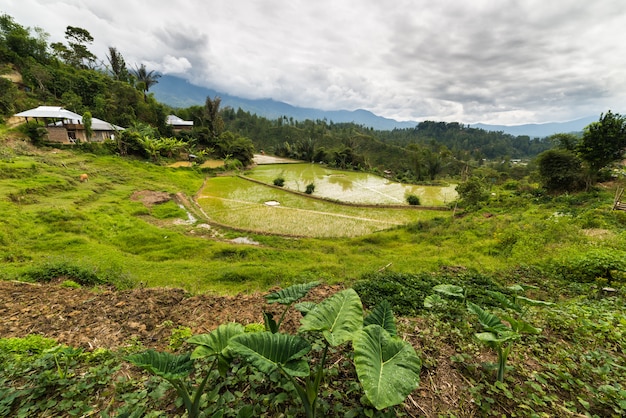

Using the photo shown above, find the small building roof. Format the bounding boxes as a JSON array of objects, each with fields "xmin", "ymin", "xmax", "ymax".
[
  {"xmin": 91, "ymin": 117, "xmax": 124, "ymax": 131},
  {"xmin": 16, "ymin": 106, "xmax": 124, "ymax": 131},
  {"xmin": 166, "ymin": 114, "xmax": 193, "ymax": 126},
  {"xmin": 14, "ymin": 106, "xmax": 82, "ymax": 121}
]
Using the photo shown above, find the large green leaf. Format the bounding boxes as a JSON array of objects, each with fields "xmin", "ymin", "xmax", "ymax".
[
  {"xmin": 475, "ymin": 331, "xmax": 519, "ymax": 345},
  {"xmin": 265, "ymin": 281, "xmax": 320, "ymax": 305},
  {"xmin": 516, "ymin": 296, "xmax": 554, "ymax": 307},
  {"xmin": 467, "ymin": 302, "xmax": 509, "ymax": 333},
  {"xmin": 354, "ymin": 325, "xmax": 421, "ymax": 410},
  {"xmin": 423, "ymin": 294, "xmax": 447, "ymax": 309},
  {"xmin": 486, "ymin": 290, "xmax": 521, "ymax": 312},
  {"xmin": 126, "ymin": 350, "xmax": 194, "ymax": 381},
  {"xmin": 501, "ymin": 315, "xmax": 542, "ymax": 335},
  {"xmin": 299, "ymin": 288, "xmax": 363, "ymax": 346},
  {"xmin": 364, "ymin": 300, "xmax": 397, "ymax": 337},
  {"xmin": 294, "ymin": 301, "xmax": 317, "ymax": 315},
  {"xmin": 433, "ymin": 284, "xmax": 465, "ymax": 298},
  {"xmin": 187, "ymin": 322, "xmax": 245, "ymax": 359},
  {"xmin": 229, "ymin": 332, "xmax": 311, "ymax": 377}
]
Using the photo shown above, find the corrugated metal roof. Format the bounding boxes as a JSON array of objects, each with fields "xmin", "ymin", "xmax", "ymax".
[
  {"xmin": 14, "ymin": 106, "xmax": 82, "ymax": 121},
  {"xmin": 91, "ymin": 117, "xmax": 124, "ymax": 131},
  {"xmin": 15, "ymin": 107, "xmax": 124, "ymax": 131},
  {"xmin": 166, "ymin": 114, "xmax": 193, "ymax": 126}
]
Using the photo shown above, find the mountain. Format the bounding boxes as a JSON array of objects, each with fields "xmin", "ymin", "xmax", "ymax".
[
  {"xmin": 471, "ymin": 116, "xmax": 597, "ymax": 138},
  {"xmin": 151, "ymin": 75, "xmax": 416, "ymax": 130},
  {"xmin": 152, "ymin": 75, "xmax": 599, "ymax": 136}
]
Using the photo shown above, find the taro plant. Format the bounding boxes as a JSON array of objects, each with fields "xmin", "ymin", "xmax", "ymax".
[
  {"xmin": 263, "ymin": 281, "xmax": 319, "ymax": 333},
  {"xmin": 126, "ymin": 322, "xmax": 244, "ymax": 418},
  {"xmin": 467, "ymin": 285, "xmax": 551, "ymax": 382},
  {"xmin": 228, "ymin": 288, "xmax": 421, "ymax": 417}
]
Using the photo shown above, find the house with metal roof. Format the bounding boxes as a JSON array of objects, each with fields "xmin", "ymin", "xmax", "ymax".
[
  {"xmin": 14, "ymin": 106, "xmax": 124, "ymax": 143},
  {"xmin": 166, "ymin": 114, "xmax": 193, "ymax": 132}
]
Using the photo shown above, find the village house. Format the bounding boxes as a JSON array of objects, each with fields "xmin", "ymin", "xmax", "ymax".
[
  {"xmin": 166, "ymin": 114, "xmax": 193, "ymax": 132},
  {"xmin": 14, "ymin": 106, "xmax": 123, "ymax": 144}
]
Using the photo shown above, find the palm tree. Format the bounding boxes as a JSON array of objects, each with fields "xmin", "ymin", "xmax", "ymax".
[{"xmin": 132, "ymin": 63, "xmax": 160, "ymax": 101}]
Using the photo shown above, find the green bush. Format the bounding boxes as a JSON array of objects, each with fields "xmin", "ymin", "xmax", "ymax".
[
  {"xmin": 354, "ymin": 270, "xmax": 508, "ymax": 317},
  {"xmin": 305, "ymin": 183, "xmax": 315, "ymax": 194},
  {"xmin": 406, "ymin": 194, "xmax": 420, "ymax": 205},
  {"xmin": 18, "ymin": 121, "xmax": 48, "ymax": 145},
  {"xmin": 553, "ymin": 250, "xmax": 626, "ymax": 284},
  {"xmin": 273, "ymin": 177, "xmax": 285, "ymax": 187},
  {"xmin": 21, "ymin": 260, "xmax": 103, "ymax": 286}
]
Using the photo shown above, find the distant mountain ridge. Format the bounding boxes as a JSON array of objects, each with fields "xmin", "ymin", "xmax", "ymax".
[
  {"xmin": 152, "ymin": 75, "xmax": 599, "ymax": 136},
  {"xmin": 152, "ymin": 75, "xmax": 416, "ymax": 131},
  {"xmin": 470, "ymin": 117, "xmax": 597, "ymax": 138}
]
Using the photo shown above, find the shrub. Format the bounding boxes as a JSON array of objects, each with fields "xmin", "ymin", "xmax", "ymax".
[
  {"xmin": 21, "ymin": 260, "xmax": 102, "ymax": 286},
  {"xmin": 60, "ymin": 280, "xmax": 81, "ymax": 289},
  {"xmin": 555, "ymin": 250, "xmax": 626, "ymax": 285},
  {"xmin": 305, "ymin": 183, "xmax": 315, "ymax": 194},
  {"xmin": 406, "ymin": 194, "xmax": 420, "ymax": 205},
  {"xmin": 273, "ymin": 177, "xmax": 285, "ymax": 187},
  {"xmin": 19, "ymin": 121, "xmax": 48, "ymax": 145}
]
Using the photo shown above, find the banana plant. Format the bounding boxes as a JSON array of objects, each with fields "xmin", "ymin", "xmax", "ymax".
[
  {"xmin": 228, "ymin": 289, "xmax": 421, "ymax": 417},
  {"xmin": 126, "ymin": 322, "xmax": 244, "ymax": 418},
  {"xmin": 263, "ymin": 281, "xmax": 320, "ymax": 332}
]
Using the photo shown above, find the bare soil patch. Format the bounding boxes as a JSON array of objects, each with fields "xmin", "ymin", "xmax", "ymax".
[
  {"xmin": 0, "ymin": 281, "xmax": 340, "ymax": 351},
  {"xmin": 130, "ymin": 190, "xmax": 172, "ymax": 207}
]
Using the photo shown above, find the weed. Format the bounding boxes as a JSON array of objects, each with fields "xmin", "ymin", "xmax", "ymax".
[{"xmin": 60, "ymin": 279, "xmax": 81, "ymax": 288}]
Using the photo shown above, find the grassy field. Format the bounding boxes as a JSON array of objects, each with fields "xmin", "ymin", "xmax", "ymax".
[{"xmin": 1, "ymin": 136, "xmax": 625, "ymax": 296}]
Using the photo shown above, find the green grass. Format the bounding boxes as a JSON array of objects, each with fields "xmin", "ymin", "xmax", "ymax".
[{"xmin": 1, "ymin": 136, "xmax": 625, "ymax": 294}]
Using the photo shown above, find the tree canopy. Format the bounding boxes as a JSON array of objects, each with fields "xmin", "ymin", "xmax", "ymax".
[{"xmin": 578, "ymin": 111, "xmax": 626, "ymax": 178}]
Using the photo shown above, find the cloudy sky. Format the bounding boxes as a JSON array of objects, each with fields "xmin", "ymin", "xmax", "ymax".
[{"xmin": 3, "ymin": 0, "xmax": 626, "ymax": 124}]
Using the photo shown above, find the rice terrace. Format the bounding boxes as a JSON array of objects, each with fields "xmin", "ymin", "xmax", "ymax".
[
  {"xmin": 1, "ymin": 12, "xmax": 626, "ymax": 418},
  {"xmin": 196, "ymin": 159, "xmax": 456, "ymax": 237}
]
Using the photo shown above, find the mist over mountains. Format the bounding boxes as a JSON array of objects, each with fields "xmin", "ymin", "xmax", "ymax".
[{"xmin": 152, "ymin": 75, "xmax": 595, "ymax": 137}]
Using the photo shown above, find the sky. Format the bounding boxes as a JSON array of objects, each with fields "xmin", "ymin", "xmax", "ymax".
[{"xmin": 3, "ymin": 0, "xmax": 626, "ymax": 125}]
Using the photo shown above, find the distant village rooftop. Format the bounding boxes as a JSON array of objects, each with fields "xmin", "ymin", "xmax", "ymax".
[{"xmin": 166, "ymin": 114, "xmax": 193, "ymax": 131}]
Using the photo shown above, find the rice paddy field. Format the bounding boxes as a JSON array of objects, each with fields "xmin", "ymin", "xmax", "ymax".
[
  {"xmin": 244, "ymin": 163, "xmax": 458, "ymax": 205},
  {"xmin": 196, "ymin": 166, "xmax": 452, "ymax": 237}
]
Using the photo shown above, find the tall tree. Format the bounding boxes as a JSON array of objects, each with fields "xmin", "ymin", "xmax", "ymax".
[
  {"xmin": 132, "ymin": 63, "xmax": 160, "ymax": 101},
  {"xmin": 106, "ymin": 46, "xmax": 129, "ymax": 82},
  {"xmin": 536, "ymin": 149, "xmax": 583, "ymax": 192},
  {"xmin": 82, "ymin": 111, "xmax": 93, "ymax": 141},
  {"xmin": 51, "ymin": 26, "xmax": 96, "ymax": 68},
  {"xmin": 203, "ymin": 96, "xmax": 224, "ymax": 140},
  {"xmin": 578, "ymin": 111, "xmax": 626, "ymax": 183}
]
